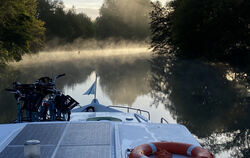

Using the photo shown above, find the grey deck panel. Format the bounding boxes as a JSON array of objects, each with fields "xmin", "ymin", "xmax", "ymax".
[
  {"xmin": 10, "ymin": 123, "xmax": 66, "ymax": 145},
  {"xmin": 61, "ymin": 122, "xmax": 110, "ymax": 145},
  {"xmin": 55, "ymin": 146, "xmax": 110, "ymax": 158},
  {"xmin": 0, "ymin": 122, "xmax": 112, "ymax": 158},
  {"xmin": 55, "ymin": 122, "xmax": 111, "ymax": 158},
  {"xmin": 0, "ymin": 146, "xmax": 55, "ymax": 158}
]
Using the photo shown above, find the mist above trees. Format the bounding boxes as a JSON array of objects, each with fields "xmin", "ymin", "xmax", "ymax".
[
  {"xmin": 95, "ymin": 0, "xmax": 151, "ymax": 40},
  {"xmin": 0, "ymin": 0, "xmax": 152, "ymax": 64},
  {"xmin": 37, "ymin": 0, "xmax": 152, "ymax": 44}
]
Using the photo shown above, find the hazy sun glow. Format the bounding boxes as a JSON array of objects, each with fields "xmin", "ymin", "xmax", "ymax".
[{"xmin": 63, "ymin": 0, "xmax": 170, "ymax": 19}]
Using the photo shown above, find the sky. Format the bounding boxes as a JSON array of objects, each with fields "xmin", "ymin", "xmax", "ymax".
[{"xmin": 63, "ymin": 0, "xmax": 169, "ymax": 20}]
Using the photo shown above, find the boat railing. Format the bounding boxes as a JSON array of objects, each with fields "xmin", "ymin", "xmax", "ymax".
[
  {"xmin": 107, "ymin": 105, "xmax": 150, "ymax": 120},
  {"xmin": 160, "ymin": 117, "xmax": 169, "ymax": 124},
  {"xmin": 134, "ymin": 113, "xmax": 149, "ymax": 122}
]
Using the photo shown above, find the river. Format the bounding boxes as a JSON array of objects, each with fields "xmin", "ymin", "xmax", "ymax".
[{"xmin": 0, "ymin": 49, "xmax": 249, "ymax": 157}]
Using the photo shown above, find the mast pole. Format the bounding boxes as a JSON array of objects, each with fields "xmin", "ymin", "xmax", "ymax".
[{"xmin": 94, "ymin": 72, "xmax": 97, "ymax": 100}]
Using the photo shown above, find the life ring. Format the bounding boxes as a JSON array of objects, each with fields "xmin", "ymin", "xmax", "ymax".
[{"xmin": 128, "ymin": 142, "xmax": 214, "ymax": 158}]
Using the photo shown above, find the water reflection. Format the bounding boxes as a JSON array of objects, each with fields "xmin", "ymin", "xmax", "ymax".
[
  {"xmin": 203, "ymin": 130, "xmax": 249, "ymax": 158},
  {"xmin": 97, "ymin": 58, "xmax": 150, "ymax": 105},
  {"xmin": 150, "ymin": 55, "xmax": 250, "ymax": 157},
  {"xmin": 1, "ymin": 50, "xmax": 249, "ymax": 157},
  {"xmin": 0, "ymin": 51, "xmax": 152, "ymax": 123}
]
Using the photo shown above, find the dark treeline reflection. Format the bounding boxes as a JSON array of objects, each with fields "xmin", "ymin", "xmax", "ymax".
[
  {"xmin": 0, "ymin": 54, "xmax": 151, "ymax": 123},
  {"xmin": 150, "ymin": 55, "xmax": 250, "ymax": 157}
]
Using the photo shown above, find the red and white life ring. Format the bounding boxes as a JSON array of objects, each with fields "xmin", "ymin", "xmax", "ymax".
[{"xmin": 128, "ymin": 142, "xmax": 214, "ymax": 158}]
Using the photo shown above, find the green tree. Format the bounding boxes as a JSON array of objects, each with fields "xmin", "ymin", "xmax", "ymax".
[
  {"xmin": 151, "ymin": 0, "xmax": 250, "ymax": 60},
  {"xmin": 37, "ymin": 0, "xmax": 94, "ymax": 43},
  {"xmin": 0, "ymin": 0, "xmax": 45, "ymax": 63},
  {"xmin": 150, "ymin": 1, "xmax": 174, "ymax": 54}
]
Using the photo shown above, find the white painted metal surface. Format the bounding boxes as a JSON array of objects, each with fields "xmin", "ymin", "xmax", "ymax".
[
  {"xmin": 70, "ymin": 112, "xmax": 144, "ymax": 123},
  {"xmin": 0, "ymin": 122, "xmax": 200, "ymax": 158},
  {"xmin": 117, "ymin": 123, "xmax": 200, "ymax": 158},
  {"xmin": 0, "ymin": 99, "xmax": 202, "ymax": 158}
]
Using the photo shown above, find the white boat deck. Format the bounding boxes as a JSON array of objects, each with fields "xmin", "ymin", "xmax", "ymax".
[
  {"xmin": 70, "ymin": 112, "xmax": 147, "ymax": 123},
  {"xmin": 0, "ymin": 121, "xmax": 200, "ymax": 158}
]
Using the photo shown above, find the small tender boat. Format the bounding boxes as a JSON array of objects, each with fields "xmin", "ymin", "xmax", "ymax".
[{"xmin": 0, "ymin": 75, "xmax": 214, "ymax": 158}]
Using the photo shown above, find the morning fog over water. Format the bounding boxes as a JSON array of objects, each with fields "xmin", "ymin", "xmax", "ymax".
[{"xmin": 0, "ymin": 49, "xmax": 249, "ymax": 157}]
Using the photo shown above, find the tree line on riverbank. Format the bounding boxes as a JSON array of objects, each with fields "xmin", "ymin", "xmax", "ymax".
[
  {"xmin": 0, "ymin": 0, "xmax": 151, "ymax": 64},
  {"xmin": 151, "ymin": 0, "xmax": 250, "ymax": 67}
]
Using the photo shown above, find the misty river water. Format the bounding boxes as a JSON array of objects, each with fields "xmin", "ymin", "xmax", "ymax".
[{"xmin": 0, "ymin": 49, "xmax": 249, "ymax": 158}]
